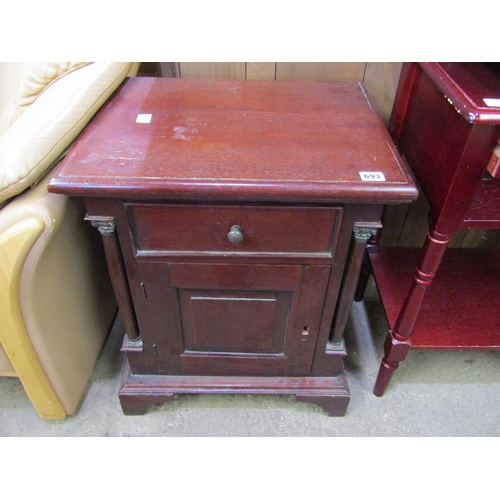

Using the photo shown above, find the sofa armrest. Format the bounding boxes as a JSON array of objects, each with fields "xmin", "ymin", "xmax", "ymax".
[
  {"xmin": 0, "ymin": 62, "xmax": 138, "ymax": 204},
  {"xmin": 0, "ymin": 167, "xmax": 117, "ymax": 418},
  {"xmin": 0, "ymin": 215, "xmax": 66, "ymax": 418}
]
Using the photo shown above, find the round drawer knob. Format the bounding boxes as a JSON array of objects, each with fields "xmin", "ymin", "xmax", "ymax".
[{"xmin": 227, "ymin": 225, "xmax": 243, "ymax": 244}]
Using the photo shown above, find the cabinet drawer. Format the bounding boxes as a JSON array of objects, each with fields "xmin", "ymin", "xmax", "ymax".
[{"xmin": 127, "ymin": 204, "xmax": 341, "ymax": 257}]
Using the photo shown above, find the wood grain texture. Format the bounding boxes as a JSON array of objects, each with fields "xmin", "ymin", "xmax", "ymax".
[
  {"xmin": 395, "ymin": 194, "xmax": 429, "ymax": 247},
  {"xmin": 136, "ymin": 261, "xmax": 331, "ymax": 377},
  {"xmin": 246, "ymin": 62, "xmax": 276, "ymax": 80},
  {"xmin": 276, "ymin": 62, "xmax": 366, "ymax": 81},
  {"xmin": 128, "ymin": 204, "xmax": 340, "ymax": 256},
  {"xmin": 158, "ymin": 62, "xmax": 180, "ymax": 77},
  {"xmin": 49, "ymin": 77, "xmax": 417, "ymax": 204},
  {"xmin": 141, "ymin": 61, "xmax": 498, "ymax": 250},
  {"xmin": 119, "ymin": 360, "xmax": 351, "ymax": 416},
  {"xmin": 180, "ymin": 62, "xmax": 245, "ymax": 79},
  {"xmin": 363, "ymin": 62, "xmax": 403, "ymax": 125},
  {"xmin": 460, "ymin": 229, "xmax": 500, "ymax": 248}
]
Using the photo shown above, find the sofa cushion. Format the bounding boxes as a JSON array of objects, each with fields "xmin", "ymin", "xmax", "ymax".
[
  {"xmin": 18, "ymin": 62, "xmax": 89, "ymax": 107},
  {"xmin": 0, "ymin": 63, "xmax": 31, "ymax": 134},
  {"xmin": 0, "ymin": 62, "xmax": 134, "ymax": 204}
]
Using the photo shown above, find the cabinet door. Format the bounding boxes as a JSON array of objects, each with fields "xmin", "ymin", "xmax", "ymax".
[{"xmin": 135, "ymin": 262, "xmax": 331, "ymax": 376}]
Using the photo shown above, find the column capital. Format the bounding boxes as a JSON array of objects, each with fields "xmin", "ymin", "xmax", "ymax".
[{"xmin": 84, "ymin": 215, "xmax": 116, "ymax": 235}]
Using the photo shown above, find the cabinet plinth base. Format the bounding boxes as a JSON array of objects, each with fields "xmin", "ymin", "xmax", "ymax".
[{"xmin": 118, "ymin": 361, "xmax": 350, "ymax": 417}]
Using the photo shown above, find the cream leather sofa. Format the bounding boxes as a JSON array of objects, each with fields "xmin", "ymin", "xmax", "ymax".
[{"xmin": 0, "ymin": 62, "xmax": 140, "ymax": 419}]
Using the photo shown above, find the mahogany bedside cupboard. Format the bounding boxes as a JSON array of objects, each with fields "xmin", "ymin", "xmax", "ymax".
[{"xmin": 49, "ymin": 77, "xmax": 417, "ymax": 416}]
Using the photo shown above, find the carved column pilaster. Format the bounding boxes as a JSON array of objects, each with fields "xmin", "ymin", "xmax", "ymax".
[
  {"xmin": 329, "ymin": 222, "xmax": 381, "ymax": 346},
  {"xmin": 84, "ymin": 214, "xmax": 142, "ymax": 344}
]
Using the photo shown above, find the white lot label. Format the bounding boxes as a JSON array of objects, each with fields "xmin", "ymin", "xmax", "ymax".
[
  {"xmin": 483, "ymin": 98, "xmax": 500, "ymax": 107},
  {"xmin": 359, "ymin": 171, "xmax": 386, "ymax": 182},
  {"xmin": 136, "ymin": 114, "xmax": 152, "ymax": 123}
]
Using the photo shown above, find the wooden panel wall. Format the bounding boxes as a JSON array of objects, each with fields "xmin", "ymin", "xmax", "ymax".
[
  {"xmin": 139, "ymin": 62, "xmax": 499, "ymax": 249},
  {"xmin": 139, "ymin": 62, "xmax": 398, "ymax": 125}
]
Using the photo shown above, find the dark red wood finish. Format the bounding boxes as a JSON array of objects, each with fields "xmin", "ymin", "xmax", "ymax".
[
  {"xmin": 135, "ymin": 261, "xmax": 330, "ymax": 376},
  {"xmin": 368, "ymin": 62, "xmax": 500, "ymax": 396},
  {"xmin": 127, "ymin": 204, "xmax": 341, "ymax": 257},
  {"xmin": 371, "ymin": 248, "xmax": 500, "ymax": 347},
  {"xmin": 118, "ymin": 363, "xmax": 351, "ymax": 417},
  {"xmin": 49, "ymin": 77, "xmax": 417, "ymax": 415},
  {"xmin": 49, "ymin": 78, "xmax": 416, "ymax": 204}
]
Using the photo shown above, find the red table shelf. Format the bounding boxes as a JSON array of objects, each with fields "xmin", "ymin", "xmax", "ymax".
[{"xmin": 370, "ymin": 247, "xmax": 500, "ymax": 350}]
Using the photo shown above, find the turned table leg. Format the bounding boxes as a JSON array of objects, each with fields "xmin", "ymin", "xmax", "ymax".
[{"xmin": 373, "ymin": 229, "xmax": 450, "ymax": 396}]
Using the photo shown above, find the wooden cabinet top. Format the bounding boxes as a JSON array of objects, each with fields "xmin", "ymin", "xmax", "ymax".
[
  {"xmin": 49, "ymin": 77, "xmax": 417, "ymax": 204},
  {"xmin": 419, "ymin": 63, "xmax": 500, "ymax": 125}
]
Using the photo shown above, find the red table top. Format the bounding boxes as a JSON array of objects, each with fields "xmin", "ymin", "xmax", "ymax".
[{"xmin": 422, "ymin": 63, "xmax": 500, "ymax": 125}]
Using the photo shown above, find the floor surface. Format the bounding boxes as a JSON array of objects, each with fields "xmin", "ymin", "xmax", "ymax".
[{"xmin": 1, "ymin": 279, "xmax": 499, "ymax": 437}]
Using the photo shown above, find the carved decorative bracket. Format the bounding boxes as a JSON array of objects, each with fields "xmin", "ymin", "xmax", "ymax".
[
  {"xmin": 353, "ymin": 223, "xmax": 381, "ymax": 242},
  {"xmin": 328, "ymin": 221, "xmax": 383, "ymax": 346},
  {"xmin": 84, "ymin": 215, "xmax": 116, "ymax": 235}
]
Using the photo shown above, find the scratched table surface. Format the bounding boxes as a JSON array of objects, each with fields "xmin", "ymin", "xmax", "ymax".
[{"xmin": 49, "ymin": 77, "xmax": 416, "ymax": 204}]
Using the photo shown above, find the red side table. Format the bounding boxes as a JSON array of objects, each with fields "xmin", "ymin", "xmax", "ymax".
[{"xmin": 367, "ymin": 62, "xmax": 500, "ymax": 396}]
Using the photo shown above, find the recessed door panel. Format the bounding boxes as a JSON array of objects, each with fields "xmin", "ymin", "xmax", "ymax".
[
  {"xmin": 179, "ymin": 289, "xmax": 292, "ymax": 354},
  {"xmin": 135, "ymin": 262, "xmax": 331, "ymax": 376}
]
